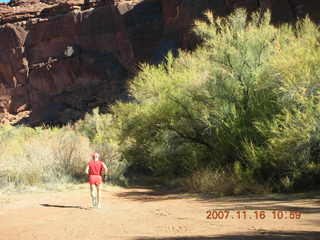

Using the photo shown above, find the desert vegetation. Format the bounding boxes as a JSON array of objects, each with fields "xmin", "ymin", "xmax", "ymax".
[
  {"xmin": 1, "ymin": 9, "xmax": 320, "ymax": 195},
  {"xmin": 0, "ymin": 111, "xmax": 126, "ymax": 191}
]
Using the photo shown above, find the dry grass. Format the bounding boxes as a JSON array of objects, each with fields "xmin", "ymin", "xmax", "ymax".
[
  {"xmin": 0, "ymin": 125, "xmax": 92, "ymax": 190},
  {"xmin": 184, "ymin": 168, "xmax": 271, "ymax": 196}
]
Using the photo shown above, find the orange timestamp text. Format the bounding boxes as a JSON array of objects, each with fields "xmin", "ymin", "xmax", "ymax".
[{"xmin": 206, "ymin": 210, "xmax": 302, "ymax": 220}]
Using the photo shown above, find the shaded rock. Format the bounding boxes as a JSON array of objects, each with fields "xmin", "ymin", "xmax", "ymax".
[{"xmin": 0, "ymin": 24, "xmax": 28, "ymax": 89}]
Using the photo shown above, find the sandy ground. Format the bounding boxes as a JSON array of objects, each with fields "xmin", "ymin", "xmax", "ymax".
[{"xmin": 0, "ymin": 185, "xmax": 319, "ymax": 240}]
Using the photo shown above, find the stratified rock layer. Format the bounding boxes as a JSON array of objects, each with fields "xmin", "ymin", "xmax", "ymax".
[{"xmin": 0, "ymin": 0, "xmax": 319, "ymax": 125}]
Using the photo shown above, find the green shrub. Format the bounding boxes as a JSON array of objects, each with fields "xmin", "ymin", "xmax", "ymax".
[
  {"xmin": 109, "ymin": 9, "xmax": 320, "ymax": 193},
  {"xmin": 74, "ymin": 108, "xmax": 128, "ymax": 185}
]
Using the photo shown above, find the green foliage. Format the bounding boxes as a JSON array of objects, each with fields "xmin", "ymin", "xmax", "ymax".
[
  {"xmin": 74, "ymin": 108, "xmax": 128, "ymax": 185},
  {"xmin": 110, "ymin": 9, "xmax": 320, "ymax": 193}
]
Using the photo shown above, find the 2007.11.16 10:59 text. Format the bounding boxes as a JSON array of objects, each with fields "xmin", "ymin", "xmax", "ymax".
[{"xmin": 206, "ymin": 210, "xmax": 302, "ymax": 220}]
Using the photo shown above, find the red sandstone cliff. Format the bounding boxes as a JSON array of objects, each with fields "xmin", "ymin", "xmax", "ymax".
[{"xmin": 0, "ymin": 0, "xmax": 319, "ymax": 125}]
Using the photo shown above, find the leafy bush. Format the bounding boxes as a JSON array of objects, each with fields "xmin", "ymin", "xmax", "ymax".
[
  {"xmin": 74, "ymin": 108, "xmax": 128, "ymax": 185},
  {"xmin": 110, "ymin": 9, "xmax": 320, "ymax": 193}
]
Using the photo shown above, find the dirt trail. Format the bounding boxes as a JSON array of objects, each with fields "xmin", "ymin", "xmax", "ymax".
[{"xmin": 0, "ymin": 185, "xmax": 319, "ymax": 240}]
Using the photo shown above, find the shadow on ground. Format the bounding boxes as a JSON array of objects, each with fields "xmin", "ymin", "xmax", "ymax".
[
  {"xmin": 134, "ymin": 231, "xmax": 320, "ymax": 240},
  {"xmin": 115, "ymin": 187, "xmax": 320, "ymax": 214},
  {"xmin": 40, "ymin": 203, "xmax": 89, "ymax": 210},
  {"xmin": 114, "ymin": 187, "xmax": 189, "ymax": 202}
]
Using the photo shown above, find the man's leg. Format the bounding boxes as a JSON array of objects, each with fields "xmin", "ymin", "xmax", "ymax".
[
  {"xmin": 96, "ymin": 183, "xmax": 102, "ymax": 208},
  {"xmin": 90, "ymin": 184, "xmax": 97, "ymax": 207}
]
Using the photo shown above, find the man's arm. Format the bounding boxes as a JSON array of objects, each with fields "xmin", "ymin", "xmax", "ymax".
[
  {"xmin": 85, "ymin": 164, "xmax": 89, "ymax": 175},
  {"xmin": 102, "ymin": 162, "xmax": 107, "ymax": 173}
]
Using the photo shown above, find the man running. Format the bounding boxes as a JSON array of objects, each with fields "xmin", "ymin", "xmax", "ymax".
[{"xmin": 85, "ymin": 153, "xmax": 107, "ymax": 208}]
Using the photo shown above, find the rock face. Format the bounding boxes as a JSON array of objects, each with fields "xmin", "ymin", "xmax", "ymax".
[
  {"xmin": 0, "ymin": 0, "xmax": 319, "ymax": 125},
  {"xmin": 0, "ymin": 0, "xmax": 134, "ymax": 125}
]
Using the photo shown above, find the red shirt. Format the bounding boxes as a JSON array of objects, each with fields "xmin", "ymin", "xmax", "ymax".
[{"xmin": 88, "ymin": 160, "xmax": 103, "ymax": 175}]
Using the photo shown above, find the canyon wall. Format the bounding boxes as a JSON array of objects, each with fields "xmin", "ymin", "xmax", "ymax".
[{"xmin": 0, "ymin": 0, "xmax": 319, "ymax": 125}]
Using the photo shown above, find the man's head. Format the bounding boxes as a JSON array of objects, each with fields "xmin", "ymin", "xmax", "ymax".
[{"xmin": 92, "ymin": 152, "xmax": 100, "ymax": 161}]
